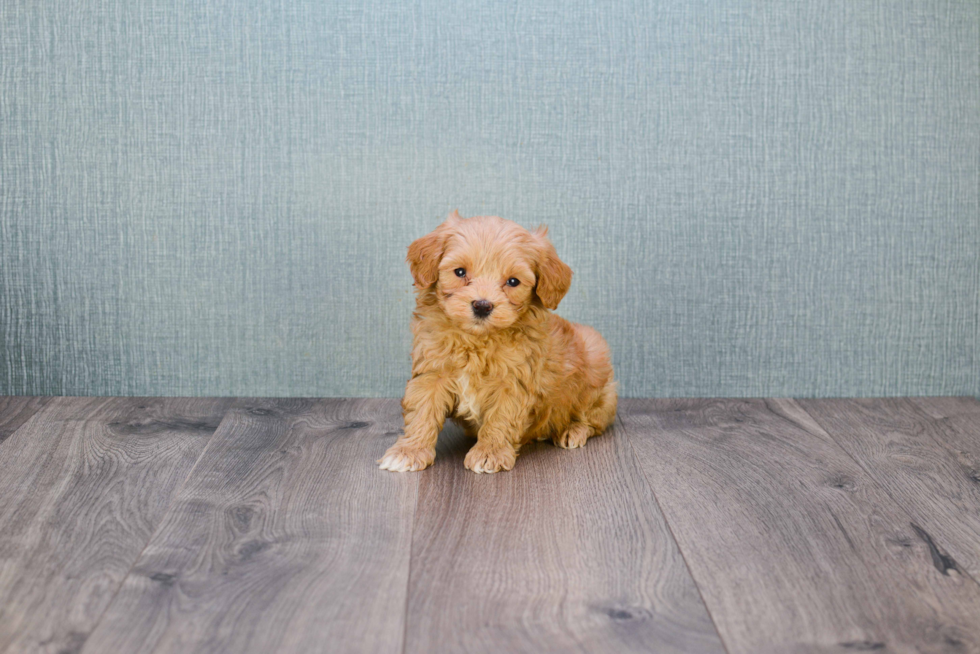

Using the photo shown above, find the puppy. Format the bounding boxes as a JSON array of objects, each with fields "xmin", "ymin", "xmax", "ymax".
[{"xmin": 379, "ymin": 211, "xmax": 617, "ymax": 473}]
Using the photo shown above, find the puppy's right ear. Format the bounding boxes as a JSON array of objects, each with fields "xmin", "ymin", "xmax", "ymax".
[{"xmin": 407, "ymin": 211, "xmax": 461, "ymax": 288}]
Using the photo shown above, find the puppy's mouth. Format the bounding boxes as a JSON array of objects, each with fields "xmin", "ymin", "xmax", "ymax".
[
  {"xmin": 465, "ymin": 313, "xmax": 499, "ymax": 334},
  {"xmin": 439, "ymin": 293, "xmax": 513, "ymax": 332}
]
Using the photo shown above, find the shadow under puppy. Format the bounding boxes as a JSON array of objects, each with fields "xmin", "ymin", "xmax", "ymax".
[{"xmin": 379, "ymin": 211, "xmax": 617, "ymax": 473}]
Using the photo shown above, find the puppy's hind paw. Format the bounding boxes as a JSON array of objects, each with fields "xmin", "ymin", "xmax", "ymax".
[
  {"xmin": 378, "ymin": 444, "xmax": 435, "ymax": 472},
  {"xmin": 554, "ymin": 423, "xmax": 593, "ymax": 449},
  {"xmin": 464, "ymin": 443, "xmax": 517, "ymax": 474}
]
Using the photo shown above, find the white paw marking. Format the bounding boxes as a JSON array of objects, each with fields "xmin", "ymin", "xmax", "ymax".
[
  {"xmin": 378, "ymin": 452, "xmax": 424, "ymax": 472},
  {"xmin": 470, "ymin": 460, "xmax": 499, "ymax": 474}
]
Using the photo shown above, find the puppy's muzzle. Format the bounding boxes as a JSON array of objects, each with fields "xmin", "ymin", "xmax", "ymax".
[{"xmin": 471, "ymin": 299, "xmax": 494, "ymax": 319}]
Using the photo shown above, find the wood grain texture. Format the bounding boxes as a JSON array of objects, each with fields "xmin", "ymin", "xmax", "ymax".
[
  {"xmin": 404, "ymin": 419, "xmax": 725, "ymax": 654},
  {"xmin": 0, "ymin": 396, "xmax": 53, "ymax": 443},
  {"xmin": 799, "ymin": 397, "xmax": 980, "ymax": 579},
  {"xmin": 911, "ymin": 397, "xmax": 980, "ymax": 420},
  {"xmin": 0, "ymin": 396, "xmax": 231, "ymax": 654},
  {"xmin": 83, "ymin": 399, "xmax": 417, "ymax": 654},
  {"xmin": 620, "ymin": 398, "xmax": 980, "ymax": 654}
]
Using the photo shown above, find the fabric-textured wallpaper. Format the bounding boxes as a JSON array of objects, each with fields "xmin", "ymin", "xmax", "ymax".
[{"xmin": 1, "ymin": 0, "xmax": 978, "ymax": 398}]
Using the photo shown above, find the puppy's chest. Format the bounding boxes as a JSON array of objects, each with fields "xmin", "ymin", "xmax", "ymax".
[
  {"xmin": 449, "ymin": 355, "xmax": 500, "ymax": 422},
  {"xmin": 453, "ymin": 371, "xmax": 483, "ymax": 421}
]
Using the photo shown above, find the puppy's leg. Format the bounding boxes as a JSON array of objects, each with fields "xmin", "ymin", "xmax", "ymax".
[
  {"xmin": 464, "ymin": 393, "xmax": 529, "ymax": 474},
  {"xmin": 379, "ymin": 373, "xmax": 452, "ymax": 472},
  {"xmin": 589, "ymin": 378, "xmax": 618, "ymax": 434},
  {"xmin": 555, "ymin": 380, "xmax": 617, "ymax": 449}
]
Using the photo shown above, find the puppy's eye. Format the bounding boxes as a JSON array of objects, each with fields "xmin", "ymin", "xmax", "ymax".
[
  {"xmin": 454, "ymin": 268, "xmax": 466, "ymax": 278},
  {"xmin": 506, "ymin": 277, "xmax": 521, "ymax": 287}
]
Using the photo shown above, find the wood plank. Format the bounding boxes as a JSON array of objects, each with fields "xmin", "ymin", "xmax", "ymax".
[
  {"xmin": 82, "ymin": 398, "xmax": 417, "ymax": 654},
  {"xmin": 911, "ymin": 397, "xmax": 980, "ymax": 420},
  {"xmin": 0, "ymin": 396, "xmax": 231, "ymax": 654},
  {"xmin": 799, "ymin": 397, "xmax": 980, "ymax": 579},
  {"xmin": 621, "ymin": 398, "xmax": 980, "ymax": 654},
  {"xmin": 404, "ymin": 418, "xmax": 726, "ymax": 653},
  {"xmin": 0, "ymin": 396, "xmax": 53, "ymax": 443},
  {"xmin": 911, "ymin": 399, "xmax": 980, "ymax": 466}
]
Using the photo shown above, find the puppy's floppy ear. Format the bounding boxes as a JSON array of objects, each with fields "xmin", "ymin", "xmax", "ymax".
[
  {"xmin": 407, "ymin": 210, "xmax": 462, "ymax": 288},
  {"xmin": 533, "ymin": 225, "xmax": 572, "ymax": 310}
]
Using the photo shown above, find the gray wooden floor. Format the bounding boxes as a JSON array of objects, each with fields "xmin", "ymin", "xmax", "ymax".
[{"xmin": 1, "ymin": 397, "xmax": 979, "ymax": 653}]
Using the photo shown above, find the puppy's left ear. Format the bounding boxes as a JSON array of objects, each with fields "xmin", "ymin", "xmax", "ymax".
[{"xmin": 533, "ymin": 225, "xmax": 573, "ymax": 310}]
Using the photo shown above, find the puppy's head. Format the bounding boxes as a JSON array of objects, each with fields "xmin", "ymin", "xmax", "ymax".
[{"xmin": 408, "ymin": 211, "xmax": 572, "ymax": 334}]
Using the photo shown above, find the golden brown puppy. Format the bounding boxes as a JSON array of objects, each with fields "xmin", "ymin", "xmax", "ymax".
[{"xmin": 379, "ymin": 211, "xmax": 617, "ymax": 473}]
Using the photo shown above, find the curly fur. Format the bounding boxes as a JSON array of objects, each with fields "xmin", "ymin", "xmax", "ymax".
[{"xmin": 379, "ymin": 211, "xmax": 617, "ymax": 473}]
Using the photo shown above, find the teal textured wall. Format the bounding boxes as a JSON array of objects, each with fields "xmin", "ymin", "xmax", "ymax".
[{"xmin": 1, "ymin": 0, "xmax": 978, "ymax": 398}]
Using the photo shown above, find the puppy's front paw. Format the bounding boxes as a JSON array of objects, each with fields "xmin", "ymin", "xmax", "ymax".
[
  {"xmin": 378, "ymin": 443, "xmax": 435, "ymax": 472},
  {"xmin": 464, "ymin": 443, "xmax": 517, "ymax": 474}
]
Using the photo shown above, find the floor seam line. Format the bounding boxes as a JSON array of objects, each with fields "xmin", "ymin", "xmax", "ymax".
[
  {"xmin": 399, "ymin": 405, "xmax": 420, "ymax": 654},
  {"xmin": 78, "ymin": 398, "xmax": 237, "ymax": 651},
  {"xmin": 0, "ymin": 396, "xmax": 55, "ymax": 446},
  {"xmin": 616, "ymin": 407, "xmax": 734, "ymax": 654}
]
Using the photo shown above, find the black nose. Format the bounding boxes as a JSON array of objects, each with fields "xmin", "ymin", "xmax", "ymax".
[{"xmin": 471, "ymin": 299, "xmax": 493, "ymax": 318}]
